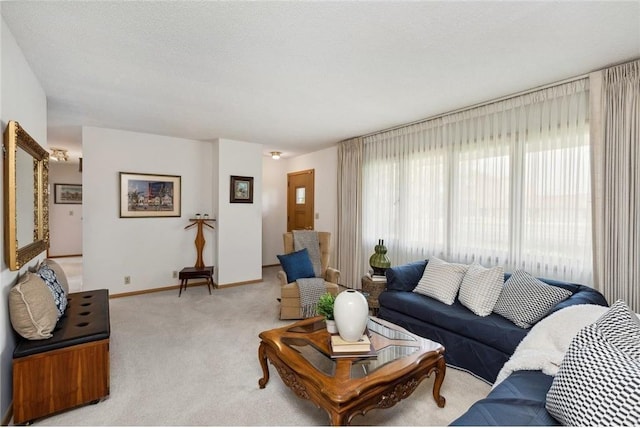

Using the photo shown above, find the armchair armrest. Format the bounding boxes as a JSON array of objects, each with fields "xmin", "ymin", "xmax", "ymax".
[
  {"xmin": 278, "ymin": 267, "xmax": 340, "ymax": 287},
  {"xmin": 325, "ymin": 267, "xmax": 340, "ymax": 285},
  {"xmin": 277, "ymin": 270, "xmax": 289, "ymax": 286}
]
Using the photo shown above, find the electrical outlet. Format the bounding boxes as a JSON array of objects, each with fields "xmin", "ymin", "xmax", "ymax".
[
  {"xmin": 173, "ymin": 271, "xmax": 178, "ymax": 278},
  {"xmin": 124, "ymin": 276, "xmax": 131, "ymax": 285}
]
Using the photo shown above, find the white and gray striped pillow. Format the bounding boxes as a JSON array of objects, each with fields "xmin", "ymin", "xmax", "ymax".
[
  {"xmin": 458, "ymin": 263, "xmax": 504, "ymax": 316},
  {"xmin": 413, "ymin": 257, "xmax": 468, "ymax": 305}
]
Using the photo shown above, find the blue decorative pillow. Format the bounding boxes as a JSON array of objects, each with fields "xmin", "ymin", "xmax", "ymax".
[
  {"xmin": 36, "ymin": 264, "xmax": 67, "ymax": 318},
  {"xmin": 277, "ymin": 248, "xmax": 316, "ymax": 283},
  {"xmin": 386, "ymin": 260, "xmax": 427, "ymax": 292}
]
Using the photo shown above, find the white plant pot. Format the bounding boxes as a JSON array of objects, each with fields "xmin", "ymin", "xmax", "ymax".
[
  {"xmin": 325, "ymin": 319, "xmax": 338, "ymax": 334},
  {"xmin": 333, "ymin": 289, "xmax": 369, "ymax": 342}
]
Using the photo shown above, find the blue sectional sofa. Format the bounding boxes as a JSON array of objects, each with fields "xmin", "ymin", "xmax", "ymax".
[{"xmin": 377, "ymin": 260, "xmax": 608, "ymax": 384}]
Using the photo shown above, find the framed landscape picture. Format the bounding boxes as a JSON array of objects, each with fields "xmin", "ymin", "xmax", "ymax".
[
  {"xmin": 230, "ymin": 175, "xmax": 253, "ymax": 203},
  {"xmin": 119, "ymin": 172, "xmax": 181, "ymax": 218},
  {"xmin": 54, "ymin": 183, "xmax": 82, "ymax": 204}
]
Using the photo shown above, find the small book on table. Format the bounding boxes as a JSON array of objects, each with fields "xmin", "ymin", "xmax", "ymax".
[{"xmin": 330, "ymin": 332, "xmax": 376, "ymax": 358}]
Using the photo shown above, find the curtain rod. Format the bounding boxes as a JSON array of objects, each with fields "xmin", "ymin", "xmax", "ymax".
[{"xmin": 353, "ymin": 72, "xmax": 590, "ymax": 141}]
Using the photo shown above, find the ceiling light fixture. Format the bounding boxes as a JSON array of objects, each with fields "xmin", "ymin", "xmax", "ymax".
[
  {"xmin": 50, "ymin": 148, "xmax": 69, "ymax": 162},
  {"xmin": 271, "ymin": 151, "xmax": 281, "ymax": 160}
]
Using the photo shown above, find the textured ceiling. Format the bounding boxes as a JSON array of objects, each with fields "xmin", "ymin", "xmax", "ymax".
[{"xmin": 1, "ymin": 1, "xmax": 639, "ymax": 161}]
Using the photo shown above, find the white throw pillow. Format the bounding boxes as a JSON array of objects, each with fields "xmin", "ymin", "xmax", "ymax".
[
  {"xmin": 546, "ymin": 301, "xmax": 640, "ymax": 426},
  {"xmin": 413, "ymin": 257, "xmax": 468, "ymax": 305},
  {"xmin": 458, "ymin": 263, "xmax": 504, "ymax": 316}
]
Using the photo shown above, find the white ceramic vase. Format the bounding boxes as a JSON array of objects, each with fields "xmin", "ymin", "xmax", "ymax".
[{"xmin": 333, "ymin": 290, "xmax": 369, "ymax": 342}]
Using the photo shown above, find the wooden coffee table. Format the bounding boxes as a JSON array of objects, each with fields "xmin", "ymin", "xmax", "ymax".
[{"xmin": 258, "ymin": 316, "xmax": 446, "ymax": 425}]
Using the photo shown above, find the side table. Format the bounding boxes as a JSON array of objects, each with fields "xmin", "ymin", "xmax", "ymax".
[
  {"xmin": 179, "ymin": 266, "xmax": 215, "ymax": 297},
  {"xmin": 361, "ymin": 275, "xmax": 387, "ymax": 315}
]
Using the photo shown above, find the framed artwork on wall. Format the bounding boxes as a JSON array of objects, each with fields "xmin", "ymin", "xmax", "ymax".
[
  {"xmin": 230, "ymin": 175, "xmax": 253, "ymax": 203},
  {"xmin": 54, "ymin": 183, "xmax": 82, "ymax": 204},
  {"xmin": 119, "ymin": 172, "xmax": 181, "ymax": 218}
]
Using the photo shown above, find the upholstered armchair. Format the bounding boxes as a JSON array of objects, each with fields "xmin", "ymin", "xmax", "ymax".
[{"xmin": 277, "ymin": 232, "xmax": 340, "ymax": 320}]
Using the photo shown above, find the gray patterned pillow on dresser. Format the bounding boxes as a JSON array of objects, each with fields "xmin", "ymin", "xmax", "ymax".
[
  {"xmin": 545, "ymin": 300, "xmax": 640, "ymax": 426},
  {"xmin": 458, "ymin": 263, "xmax": 504, "ymax": 316},
  {"xmin": 44, "ymin": 259, "xmax": 69, "ymax": 295},
  {"xmin": 36, "ymin": 264, "xmax": 67, "ymax": 317},
  {"xmin": 413, "ymin": 257, "xmax": 468, "ymax": 305},
  {"xmin": 492, "ymin": 270, "xmax": 572, "ymax": 328}
]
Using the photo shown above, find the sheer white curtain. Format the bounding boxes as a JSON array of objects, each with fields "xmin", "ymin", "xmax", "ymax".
[{"xmin": 362, "ymin": 79, "xmax": 592, "ymax": 284}]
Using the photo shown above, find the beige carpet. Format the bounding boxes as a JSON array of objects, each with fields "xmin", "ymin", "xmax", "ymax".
[{"xmin": 31, "ymin": 266, "xmax": 491, "ymax": 426}]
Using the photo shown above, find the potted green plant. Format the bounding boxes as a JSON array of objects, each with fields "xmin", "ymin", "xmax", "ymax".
[{"xmin": 316, "ymin": 292, "xmax": 338, "ymax": 333}]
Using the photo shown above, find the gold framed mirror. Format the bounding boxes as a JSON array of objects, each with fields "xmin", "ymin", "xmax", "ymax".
[{"xmin": 3, "ymin": 120, "xmax": 49, "ymax": 270}]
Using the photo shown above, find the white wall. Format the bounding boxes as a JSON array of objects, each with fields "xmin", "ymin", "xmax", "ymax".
[
  {"xmin": 48, "ymin": 163, "xmax": 82, "ymax": 256},
  {"xmin": 82, "ymin": 127, "xmax": 214, "ymax": 294},
  {"xmin": 215, "ymin": 139, "xmax": 262, "ymax": 285},
  {"xmin": 0, "ymin": 17, "xmax": 47, "ymax": 420},
  {"xmin": 261, "ymin": 146, "xmax": 338, "ymax": 267},
  {"xmin": 262, "ymin": 156, "xmax": 287, "ymax": 265}
]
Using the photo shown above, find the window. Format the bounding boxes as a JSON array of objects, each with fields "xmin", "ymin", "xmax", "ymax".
[
  {"xmin": 362, "ymin": 80, "xmax": 592, "ymax": 284},
  {"xmin": 296, "ymin": 187, "xmax": 306, "ymax": 204}
]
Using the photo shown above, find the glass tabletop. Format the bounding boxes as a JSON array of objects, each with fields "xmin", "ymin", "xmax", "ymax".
[{"xmin": 282, "ymin": 317, "xmax": 422, "ymax": 379}]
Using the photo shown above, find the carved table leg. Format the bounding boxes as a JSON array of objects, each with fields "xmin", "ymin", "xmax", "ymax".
[
  {"xmin": 258, "ymin": 342, "xmax": 270, "ymax": 388},
  {"xmin": 431, "ymin": 355, "xmax": 446, "ymax": 408},
  {"xmin": 329, "ymin": 410, "xmax": 346, "ymax": 426}
]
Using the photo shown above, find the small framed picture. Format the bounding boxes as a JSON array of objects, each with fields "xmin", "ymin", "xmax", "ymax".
[
  {"xmin": 120, "ymin": 172, "xmax": 181, "ymax": 218},
  {"xmin": 230, "ymin": 175, "xmax": 253, "ymax": 203},
  {"xmin": 54, "ymin": 183, "xmax": 82, "ymax": 204}
]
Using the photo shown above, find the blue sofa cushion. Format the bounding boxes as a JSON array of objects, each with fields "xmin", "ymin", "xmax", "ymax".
[
  {"xmin": 379, "ymin": 290, "xmax": 528, "ymax": 355},
  {"xmin": 386, "ymin": 259, "xmax": 427, "ymax": 292},
  {"xmin": 450, "ymin": 370, "xmax": 560, "ymax": 426}
]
